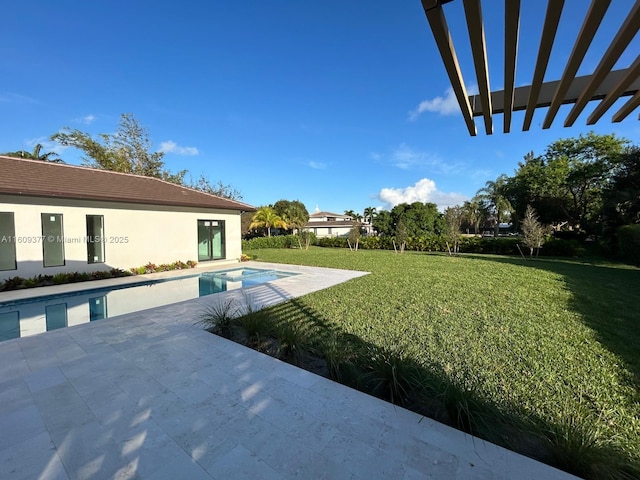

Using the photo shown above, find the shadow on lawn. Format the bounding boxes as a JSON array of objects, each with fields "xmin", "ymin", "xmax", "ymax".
[
  {"xmin": 208, "ymin": 293, "xmax": 639, "ymax": 480},
  {"xmin": 464, "ymin": 254, "xmax": 640, "ymax": 388}
]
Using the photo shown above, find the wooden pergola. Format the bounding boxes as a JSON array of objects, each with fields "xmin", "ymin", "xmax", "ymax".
[{"xmin": 421, "ymin": 0, "xmax": 640, "ymax": 135}]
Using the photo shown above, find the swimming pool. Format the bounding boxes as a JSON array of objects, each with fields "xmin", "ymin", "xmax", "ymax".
[{"xmin": 0, "ymin": 267, "xmax": 296, "ymax": 341}]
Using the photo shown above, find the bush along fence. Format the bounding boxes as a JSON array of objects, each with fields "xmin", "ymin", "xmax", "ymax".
[{"xmin": 243, "ymin": 234, "xmax": 589, "ymax": 257}]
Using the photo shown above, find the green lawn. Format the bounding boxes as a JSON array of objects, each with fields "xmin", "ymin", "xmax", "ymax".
[{"xmin": 238, "ymin": 247, "xmax": 640, "ymax": 479}]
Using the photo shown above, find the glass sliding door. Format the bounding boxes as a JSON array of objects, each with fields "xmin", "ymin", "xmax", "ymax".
[
  {"xmin": 42, "ymin": 213, "xmax": 65, "ymax": 267},
  {"xmin": 197, "ymin": 220, "xmax": 225, "ymax": 261},
  {"xmin": 0, "ymin": 212, "xmax": 17, "ymax": 271},
  {"xmin": 86, "ymin": 215, "xmax": 104, "ymax": 263},
  {"xmin": 89, "ymin": 296, "xmax": 107, "ymax": 321}
]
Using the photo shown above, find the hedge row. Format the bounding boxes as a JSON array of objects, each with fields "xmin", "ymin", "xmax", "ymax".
[{"xmin": 244, "ymin": 233, "xmax": 588, "ymax": 257}]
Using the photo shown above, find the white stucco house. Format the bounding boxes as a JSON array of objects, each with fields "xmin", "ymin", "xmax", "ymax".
[
  {"xmin": 0, "ymin": 156, "xmax": 254, "ymax": 281},
  {"xmin": 304, "ymin": 210, "xmax": 359, "ymax": 238}
]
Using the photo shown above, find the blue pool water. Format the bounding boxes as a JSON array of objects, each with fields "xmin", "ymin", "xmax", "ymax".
[{"xmin": 0, "ymin": 267, "xmax": 296, "ymax": 341}]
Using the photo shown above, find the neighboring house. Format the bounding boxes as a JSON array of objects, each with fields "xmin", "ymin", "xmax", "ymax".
[
  {"xmin": 0, "ymin": 156, "xmax": 254, "ymax": 281},
  {"xmin": 304, "ymin": 210, "xmax": 359, "ymax": 238}
]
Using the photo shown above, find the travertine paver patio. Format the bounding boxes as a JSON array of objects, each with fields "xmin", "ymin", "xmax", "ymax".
[{"xmin": 0, "ymin": 262, "xmax": 579, "ymax": 479}]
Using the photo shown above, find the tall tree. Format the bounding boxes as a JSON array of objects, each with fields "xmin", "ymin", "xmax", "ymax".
[
  {"xmin": 602, "ymin": 146, "xmax": 640, "ymax": 229},
  {"xmin": 363, "ymin": 207, "xmax": 377, "ymax": 224},
  {"xmin": 461, "ymin": 198, "xmax": 486, "ymax": 234},
  {"xmin": 273, "ymin": 200, "xmax": 309, "ymax": 234},
  {"xmin": 249, "ymin": 206, "xmax": 287, "ymax": 237},
  {"xmin": 51, "ymin": 113, "xmax": 187, "ymax": 183}
]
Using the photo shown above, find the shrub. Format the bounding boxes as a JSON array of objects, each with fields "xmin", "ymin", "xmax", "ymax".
[{"xmin": 542, "ymin": 238, "xmax": 586, "ymax": 257}]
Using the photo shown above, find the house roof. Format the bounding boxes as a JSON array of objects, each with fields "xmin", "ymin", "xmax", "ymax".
[
  {"xmin": 0, "ymin": 156, "xmax": 254, "ymax": 212},
  {"xmin": 309, "ymin": 211, "xmax": 351, "ymax": 219},
  {"xmin": 421, "ymin": 0, "xmax": 640, "ymax": 135}
]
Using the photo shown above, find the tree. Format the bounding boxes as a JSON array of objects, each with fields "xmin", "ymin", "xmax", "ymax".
[
  {"xmin": 2, "ymin": 143, "xmax": 63, "ymax": 163},
  {"xmin": 504, "ymin": 133, "xmax": 629, "ymax": 235},
  {"xmin": 347, "ymin": 223, "xmax": 362, "ymax": 251},
  {"xmin": 187, "ymin": 174, "xmax": 243, "ymax": 201},
  {"xmin": 51, "ymin": 113, "xmax": 187, "ymax": 182},
  {"xmin": 521, "ymin": 205, "xmax": 546, "ymax": 257},
  {"xmin": 444, "ymin": 206, "xmax": 463, "ymax": 255},
  {"xmin": 249, "ymin": 206, "xmax": 287, "ymax": 237},
  {"xmin": 372, "ymin": 210, "xmax": 394, "ymax": 236},
  {"xmin": 602, "ymin": 146, "xmax": 640, "ymax": 230},
  {"xmin": 393, "ymin": 218, "xmax": 408, "ymax": 253},
  {"xmin": 363, "ymin": 207, "xmax": 377, "ymax": 224},
  {"xmin": 476, "ymin": 174, "xmax": 513, "ymax": 237},
  {"xmin": 461, "ymin": 198, "xmax": 486, "ymax": 234},
  {"xmin": 273, "ymin": 199, "xmax": 310, "ymax": 248}
]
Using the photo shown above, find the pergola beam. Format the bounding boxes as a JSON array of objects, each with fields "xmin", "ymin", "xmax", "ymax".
[
  {"xmin": 588, "ymin": 56, "xmax": 640, "ymax": 124},
  {"xmin": 564, "ymin": 1, "xmax": 640, "ymax": 126},
  {"xmin": 523, "ymin": 0, "xmax": 565, "ymax": 131},
  {"xmin": 542, "ymin": 0, "xmax": 611, "ymax": 129},
  {"xmin": 503, "ymin": 0, "xmax": 521, "ymax": 133},
  {"xmin": 612, "ymin": 90, "xmax": 640, "ymax": 123},
  {"xmin": 421, "ymin": 0, "xmax": 477, "ymax": 135},
  {"xmin": 463, "ymin": 0, "xmax": 493, "ymax": 134},
  {"xmin": 468, "ymin": 68, "xmax": 640, "ymax": 115}
]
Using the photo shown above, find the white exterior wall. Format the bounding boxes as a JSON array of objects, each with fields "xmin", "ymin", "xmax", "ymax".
[
  {"xmin": 0, "ymin": 195, "xmax": 243, "ymax": 280},
  {"xmin": 311, "ymin": 225, "xmax": 353, "ymax": 238}
]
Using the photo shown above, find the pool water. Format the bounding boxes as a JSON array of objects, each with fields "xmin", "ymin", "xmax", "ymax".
[{"xmin": 0, "ymin": 267, "xmax": 296, "ymax": 341}]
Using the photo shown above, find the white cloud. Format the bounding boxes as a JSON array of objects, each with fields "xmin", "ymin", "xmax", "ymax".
[
  {"xmin": 159, "ymin": 140, "xmax": 199, "ymax": 156},
  {"xmin": 378, "ymin": 178, "xmax": 467, "ymax": 211},
  {"xmin": 376, "ymin": 143, "xmax": 463, "ymax": 174},
  {"xmin": 82, "ymin": 114, "xmax": 96, "ymax": 124},
  {"xmin": 409, "ymin": 85, "xmax": 478, "ymax": 120},
  {"xmin": 308, "ymin": 161, "xmax": 326, "ymax": 170}
]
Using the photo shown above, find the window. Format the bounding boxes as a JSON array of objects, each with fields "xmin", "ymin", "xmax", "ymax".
[
  {"xmin": 86, "ymin": 215, "xmax": 104, "ymax": 263},
  {"xmin": 0, "ymin": 212, "xmax": 16, "ymax": 271},
  {"xmin": 197, "ymin": 220, "xmax": 226, "ymax": 261},
  {"xmin": 42, "ymin": 214, "xmax": 65, "ymax": 267}
]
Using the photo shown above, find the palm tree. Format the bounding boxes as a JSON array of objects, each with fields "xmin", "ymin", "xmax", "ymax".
[
  {"xmin": 476, "ymin": 175, "xmax": 513, "ymax": 237},
  {"xmin": 363, "ymin": 207, "xmax": 377, "ymax": 224},
  {"xmin": 249, "ymin": 206, "xmax": 287, "ymax": 237},
  {"xmin": 1, "ymin": 143, "xmax": 63, "ymax": 162},
  {"xmin": 462, "ymin": 198, "xmax": 484, "ymax": 235}
]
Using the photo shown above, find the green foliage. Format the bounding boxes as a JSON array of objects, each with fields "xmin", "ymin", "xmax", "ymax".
[
  {"xmin": 504, "ymin": 132, "xmax": 630, "ymax": 235},
  {"xmin": 197, "ymin": 299, "xmax": 240, "ymax": 337},
  {"xmin": 372, "ymin": 202, "xmax": 443, "ymax": 237},
  {"xmin": 248, "ymin": 206, "xmax": 287, "ymax": 237},
  {"xmin": 1, "ymin": 143, "xmax": 63, "ymax": 163},
  {"xmin": 616, "ymin": 225, "xmax": 640, "ymax": 265},
  {"xmin": 186, "ymin": 174, "xmax": 243, "ymax": 201},
  {"xmin": 49, "ymin": 113, "xmax": 240, "ymax": 199},
  {"xmin": 239, "ymin": 248, "xmax": 640, "ymax": 478},
  {"xmin": 272, "ymin": 199, "xmax": 309, "ymax": 233},
  {"xmin": 242, "ymin": 234, "xmax": 304, "ymax": 250},
  {"xmin": 52, "ymin": 113, "xmax": 186, "ymax": 181}
]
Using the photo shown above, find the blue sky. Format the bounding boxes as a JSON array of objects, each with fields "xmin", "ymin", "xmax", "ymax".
[{"xmin": 1, "ymin": 1, "xmax": 638, "ymax": 215}]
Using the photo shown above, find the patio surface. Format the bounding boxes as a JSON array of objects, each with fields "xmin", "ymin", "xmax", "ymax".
[{"xmin": 0, "ymin": 262, "xmax": 579, "ymax": 479}]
